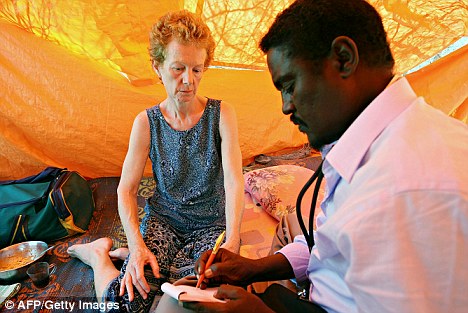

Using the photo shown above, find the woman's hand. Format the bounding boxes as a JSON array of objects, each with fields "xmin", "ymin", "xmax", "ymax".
[
  {"xmin": 119, "ymin": 244, "xmax": 160, "ymax": 301},
  {"xmin": 183, "ymin": 285, "xmax": 275, "ymax": 313},
  {"xmin": 220, "ymin": 238, "xmax": 240, "ymax": 254}
]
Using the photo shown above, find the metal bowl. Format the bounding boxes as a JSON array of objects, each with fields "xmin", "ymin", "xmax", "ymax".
[{"xmin": 0, "ymin": 241, "xmax": 50, "ymax": 283}]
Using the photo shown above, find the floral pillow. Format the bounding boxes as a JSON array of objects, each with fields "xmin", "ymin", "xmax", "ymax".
[{"xmin": 244, "ymin": 165, "xmax": 324, "ymax": 221}]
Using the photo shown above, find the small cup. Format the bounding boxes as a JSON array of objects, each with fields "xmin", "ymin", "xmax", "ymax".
[{"xmin": 26, "ymin": 262, "xmax": 56, "ymax": 288}]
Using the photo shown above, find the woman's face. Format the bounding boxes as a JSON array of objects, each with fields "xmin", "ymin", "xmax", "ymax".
[{"xmin": 156, "ymin": 40, "xmax": 207, "ymax": 105}]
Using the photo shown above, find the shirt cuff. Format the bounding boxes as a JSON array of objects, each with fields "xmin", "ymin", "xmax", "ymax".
[{"xmin": 276, "ymin": 235, "xmax": 310, "ymax": 283}]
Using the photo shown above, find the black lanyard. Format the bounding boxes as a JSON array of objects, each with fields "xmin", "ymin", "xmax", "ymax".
[{"xmin": 295, "ymin": 160, "xmax": 324, "ymax": 252}]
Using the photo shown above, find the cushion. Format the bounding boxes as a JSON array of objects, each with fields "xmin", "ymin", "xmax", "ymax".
[
  {"xmin": 244, "ymin": 165, "xmax": 324, "ymax": 221},
  {"xmin": 239, "ymin": 192, "xmax": 279, "ymax": 259}
]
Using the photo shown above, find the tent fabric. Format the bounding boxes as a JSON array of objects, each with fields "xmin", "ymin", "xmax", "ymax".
[
  {"xmin": 0, "ymin": 1, "xmax": 467, "ymax": 180},
  {"xmin": 406, "ymin": 44, "xmax": 468, "ymax": 122},
  {"xmin": 0, "ymin": 0, "xmax": 466, "ymax": 80},
  {"xmin": 0, "ymin": 21, "xmax": 306, "ymax": 179}
]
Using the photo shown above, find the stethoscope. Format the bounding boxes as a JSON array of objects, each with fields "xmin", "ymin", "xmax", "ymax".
[{"xmin": 295, "ymin": 160, "xmax": 324, "ymax": 252}]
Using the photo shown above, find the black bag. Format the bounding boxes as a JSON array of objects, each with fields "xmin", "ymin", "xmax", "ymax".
[{"xmin": 0, "ymin": 167, "xmax": 95, "ymax": 248}]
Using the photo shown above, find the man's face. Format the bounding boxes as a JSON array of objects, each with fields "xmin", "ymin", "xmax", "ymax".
[{"xmin": 266, "ymin": 47, "xmax": 351, "ymax": 150}]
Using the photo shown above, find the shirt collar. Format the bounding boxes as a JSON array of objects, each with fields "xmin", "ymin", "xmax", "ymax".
[{"xmin": 325, "ymin": 77, "xmax": 417, "ymax": 183}]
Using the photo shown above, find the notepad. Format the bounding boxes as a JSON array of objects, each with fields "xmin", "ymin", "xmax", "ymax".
[{"xmin": 161, "ymin": 282, "xmax": 226, "ymax": 303}]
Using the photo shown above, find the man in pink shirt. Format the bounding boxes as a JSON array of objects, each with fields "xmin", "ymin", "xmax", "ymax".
[{"xmin": 157, "ymin": 0, "xmax": 468, "ymax": 312}]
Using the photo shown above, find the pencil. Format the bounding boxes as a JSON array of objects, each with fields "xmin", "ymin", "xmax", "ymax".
[{"xmin": 196, "ymin": 230, "xmax": 226, "ymax": 288}]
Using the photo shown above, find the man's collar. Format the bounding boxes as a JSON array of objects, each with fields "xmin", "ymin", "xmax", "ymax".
[{"xmin": 325, "ymin": 77, "xmax": 417, "ymax": 182}]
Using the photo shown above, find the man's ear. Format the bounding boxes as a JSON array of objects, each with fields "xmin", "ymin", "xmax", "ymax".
[{"xmin": 330, "ymin": 36, "xmax": 359, "ymax": 78}]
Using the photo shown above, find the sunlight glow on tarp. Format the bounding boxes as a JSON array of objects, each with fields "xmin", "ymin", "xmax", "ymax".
[
  {"xmin": 1, "ymin": 0, "xmax": 466, "ymax": 80},
  {"xmin": 0, "ymin": 0, "xmax": 466, "ymax": 179}
]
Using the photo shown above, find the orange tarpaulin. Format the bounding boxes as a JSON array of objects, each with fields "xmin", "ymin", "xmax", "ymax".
[
  {"xmin": 406, "ymin": 44, "xmax": 468, "ymax": 122},
  {"xmin": 0, "ymin": 0, "xmax": 467, "ymax": 180},
  {"xmin": 0, "ymin": 21, "xmax": 306, "ymax": 179},
  {"xmin": 1, "ymin": 0, "xmax": 465, "ymax": 77}
]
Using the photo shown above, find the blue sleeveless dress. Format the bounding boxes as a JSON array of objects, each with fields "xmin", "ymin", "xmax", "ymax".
[{"xmin": 145, "ymin": 98, "xmax": 226, "ymax": 234}]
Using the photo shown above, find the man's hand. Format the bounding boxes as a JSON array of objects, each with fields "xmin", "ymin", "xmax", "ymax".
[
  {"xmin": 119, "ymin": 244, "xmax": 160, "ymax": 301},
  {"xmin": 183, "ymin": 285, "xmax": 274, "ymax": 313},
  {"xmin": 173, "ymin": 275, "xmax": 198, "ymax": 286},
  {"xmin": 195, "ymin": 248, "xmax": 255, "ymax": 288},
  {"xmin": 196, "ymin": 248, "xmax": 295, "ymax": 290}
]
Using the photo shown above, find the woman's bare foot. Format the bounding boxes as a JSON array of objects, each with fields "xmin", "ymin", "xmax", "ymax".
[
  {"xmin": 67, "ymin": 238, "xmax": 113, "ymax": 267},
  {"xmin": 109, "ymin": 247, "xmax": 130, "ymax": 261}
]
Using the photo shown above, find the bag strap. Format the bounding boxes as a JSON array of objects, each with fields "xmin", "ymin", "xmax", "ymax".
[
  {"xmin": 7, "ymin": 215, "xmax": 30, "ymax": 246},
  {"xmin": 0, "ymin": 167, "xmax": 65, "ymax": 185},
  {"xmin": 0, "ymin": 196, "xmax": 45, "ymax": 210}
]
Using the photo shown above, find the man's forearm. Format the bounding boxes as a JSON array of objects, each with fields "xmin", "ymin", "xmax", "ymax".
[{"xmin": 250, "ymin": 253, "xmax": 295, "ymax": 283}]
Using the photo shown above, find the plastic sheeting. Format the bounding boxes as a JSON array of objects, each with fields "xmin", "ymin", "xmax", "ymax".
[
  {"xmin": 0, "ymin": 0, "xmax": 466, "ymax": 80},
  {"xmin": 0, "ymin": 0, "xmax": 467, "ymax": 179},
  {"xmin": 0, "ymin": 21, "xmax": 307, "ymax": 179}
]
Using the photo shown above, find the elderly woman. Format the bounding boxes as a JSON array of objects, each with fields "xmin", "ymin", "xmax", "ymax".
[{"xmin": 67, "ymin": 10, "xmax": 244, "ymax": 312}]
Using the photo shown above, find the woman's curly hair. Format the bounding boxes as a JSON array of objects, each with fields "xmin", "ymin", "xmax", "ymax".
[{"xmin": 149, "ymin": 10, "xmax": 215, "ymax": 68}]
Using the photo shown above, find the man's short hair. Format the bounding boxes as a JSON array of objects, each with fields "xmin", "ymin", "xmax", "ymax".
[{"xmin": 260, "ymin": 0, "xmax": 394, "ymax": 69}]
